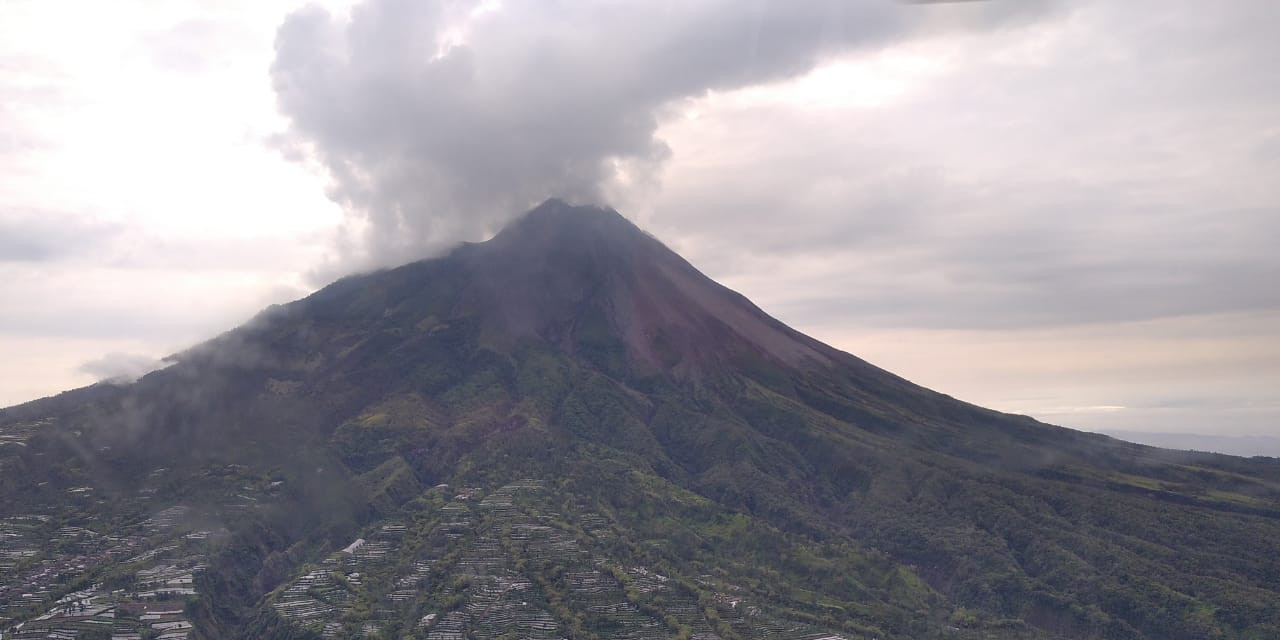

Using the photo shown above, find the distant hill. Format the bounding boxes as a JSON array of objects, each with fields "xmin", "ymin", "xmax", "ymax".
[
  {"xmin": 2, "ymin": 199, "xmax": 1280, "ymax": 640},
  {"xmin": 1102, "ymin": 430, "xmax": 1280, "ymax": 458}
]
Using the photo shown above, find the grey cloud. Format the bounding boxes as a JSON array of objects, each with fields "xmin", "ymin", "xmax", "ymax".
[
  {"xmin": 0, "ymin": 254, "xmax": 309, "ymax": 343},
  {"xmin": 1054, "ymin": 405, "xmax": 1280, "ymax": 438},
  {"xmin": 0, "ymin": 302, "xmax": 221, "ymax": 341},
  {"xmin": 271, "ymin": 0, "xmax": 1058, "ymax": 271},
  {"xmin": 711, "ymin": 201, "xmax": 1280, "ymax": 331},
  {"xmin": 1099, "ymin": 431, "xmax": 1280, "ymax": 458},
  {"xmin": 0, "ymin": 213, "xmax": 316, "ymax": 271},
  {"xmin": 0, "ymin": 213, "xmax": 122, "ymax": 262},
  {"xmin": 78, "ymin": 352, "xmax": 166, "ymax": 383},
  {"xmin": 650, "ymin": 0, "xmax": 1280, "ymax": 331}
]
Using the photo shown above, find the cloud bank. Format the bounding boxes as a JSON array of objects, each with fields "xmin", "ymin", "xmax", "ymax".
[
  {"xmin": 271, "ymin": 0, "xmax": 1053, "ymax": 269},
  {"xmin": 645, "ymin": 0, "xmax": 1280, "ymax": 331},
  {"xmin": 78, "ymin": 352, "xmax": 167, "ymax": 384}
]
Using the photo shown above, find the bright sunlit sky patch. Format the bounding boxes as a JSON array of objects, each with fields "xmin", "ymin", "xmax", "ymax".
[{"xmin": 2, "ymin": 0, "xmax": 1277, "ymax": 439}]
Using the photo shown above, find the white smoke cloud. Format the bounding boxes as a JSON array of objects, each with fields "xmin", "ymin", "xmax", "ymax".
[
  {"xmin": 270, "ymin": 0, "xmax": 1055, "ymax": 271},
  {"xmin": 78, "ymin": 352, "xmax": 168, "ymax": 384}
]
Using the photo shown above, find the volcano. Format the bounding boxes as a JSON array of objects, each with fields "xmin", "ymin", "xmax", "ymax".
[{"xmin": 2, "ymin": 199, "xmax": 1279, "ymax": 640}]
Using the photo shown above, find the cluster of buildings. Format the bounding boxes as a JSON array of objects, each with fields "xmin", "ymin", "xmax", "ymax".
[
  {"xmin": 0, "ymin": 553, "xmax": 207, "ymax": 640},
  {"xmin": 0, "ymin": 505, "xmax": 212, "ymax": 640},
  {"xmin": 2, "ymin": 473, "xmax": 854, "ymax": 640}
]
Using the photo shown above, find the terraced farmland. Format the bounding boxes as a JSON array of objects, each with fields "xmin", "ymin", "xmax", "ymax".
[{"xmin": 262, "ymin": 479, "xmax": 854, "ymax": 640}]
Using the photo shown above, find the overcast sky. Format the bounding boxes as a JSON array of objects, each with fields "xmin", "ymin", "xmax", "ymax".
[{"xmin": 2, "ymin": 0, "xmax": 1277, "ymax": 438}]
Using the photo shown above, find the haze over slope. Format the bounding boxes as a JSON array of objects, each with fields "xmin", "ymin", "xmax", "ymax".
[{"xmin": 2, "ymin": 201, "xmax": 1279, "ymax": 640}]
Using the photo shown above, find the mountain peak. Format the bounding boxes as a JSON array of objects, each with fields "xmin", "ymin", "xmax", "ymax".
[
  {"xmin": 483, "ymin": 198, "xmax": 643, "ymax": 255},
  {"xmin": 522, "ymin": 197, "xmax": 626, "ymax": 225},
  {"xmin": 461, "ymin": 200, "xmax": 836, "ymax": 376}
]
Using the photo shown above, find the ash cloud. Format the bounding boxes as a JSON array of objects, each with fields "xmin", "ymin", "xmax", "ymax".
[{"xmin": 270, "ymin": 0, "xmax": 1055, "ymax": 271}]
